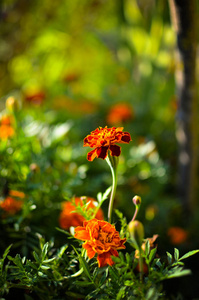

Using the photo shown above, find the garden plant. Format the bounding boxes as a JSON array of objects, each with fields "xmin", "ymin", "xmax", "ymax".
[
  {"xmin": 0, "ymin": 105, "xmax": 198, "ymax": 299},
  {"xmin": 0, "ymin": 1, "xmax": 199, "ymax": 299}
]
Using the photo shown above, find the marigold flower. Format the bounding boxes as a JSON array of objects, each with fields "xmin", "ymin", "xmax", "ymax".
[
  {"xmin": 9, "ymin": 190, "xmax": 25, "ymax": 199},
  {"xmin": 83, "ymin": 126, "xmax": 132, "ymax": 161},
  {"xmin": 59, "ymin": 197, "xmax": 104, "ymax": 230},
  {"xmin": 0, "ymin": 196, "xmax": 23, "ymax": 215},
  {"xmin": 0, "ymin": 125, "xmax": 15, "ymax": 140},
  {"xmin": 167, "ymin": 226, "xmax": 188, "ymax": 245},
  {"xmin": 0, "ymin": 115, "xmax": 15, "ymax": 140},
  {"xmin": 107, "ymin": 103, "xmax": 134, "ymax": 125},
  {"xmin": 74, "ymin": 218, "xmax": 126, "ymax": 267}
]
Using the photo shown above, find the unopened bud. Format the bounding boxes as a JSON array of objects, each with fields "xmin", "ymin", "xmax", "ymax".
[
  {"xmin": 133, "ymin": 195, "xmax": 141, "ymax": 206},
  {"xmin": 6, "ymin": 96, "xmax": 20, "ymax": 112},
  {"xmin": 128, "ymin": 220, "xmax": 144, "ymax": 248},
  {"xmin": 29, "ymin": 163, "xmax": 40, "ymax": 173}
]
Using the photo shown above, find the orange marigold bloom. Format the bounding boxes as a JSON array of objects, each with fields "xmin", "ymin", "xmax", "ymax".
[
  {"xmin": 107, "ymin": 103, "xmax": 134, "ymax": 125},
  {"xmin": 83, "ymin": 126, "xmax": 132, "ymax": 161},
  {"xmin": 0, "ymin": 115, "xmax": 15, "ymax": 140},
  {"xmin": 9, "ymin": 190, "xmax": 25, "ymax": 199},
  {"xmin": 0, "ymin": 196, "xmax": 23, "ymax": 215},
  {"xmin": 0, "ymin": 125, "xmax": 14, "ymax": 140},
  {"xmin": 74, "ymin": 218, "xmax": 126, "ymax": 267},
  {"xmin": 59, "ymin": 197, "xmax": 104, "ymax": 230},
  {"xmin": 167, "ymin": 226, "xmax": 188, "ymax": 245}
]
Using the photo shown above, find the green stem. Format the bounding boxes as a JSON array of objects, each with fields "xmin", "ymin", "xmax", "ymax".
[
  {"xmin": 106, "ymin": 153, "xmax": 119, "ymax": 223},
  {"xmin": 131, "ymin": 207, "xmax": 138, "ymax": 222}
]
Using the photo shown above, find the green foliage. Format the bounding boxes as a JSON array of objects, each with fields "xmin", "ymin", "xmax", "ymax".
[{"xmin": 0, "ymin": 216, "xmax": 198, "ymax": 299}]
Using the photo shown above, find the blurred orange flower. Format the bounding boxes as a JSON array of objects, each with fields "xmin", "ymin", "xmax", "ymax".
[
  {"xmin": 59, "ymin": 197, "xmax": 104, "ymax": 230},
  {"xmin": 0, "ymin": 197, "xmax": 23, "ymax": 215},
  {"xmin": 74, "ymin": 219, "xmax": 126, "ymax": 267},
  {"xmin": 24, "ymin": 91, "xmax": 45, "ymax": 105},
  {"xmin": 167, "ymin": 226, "xmax": 188, "ymax": 245},
  {"xmin": 0, "ymin": 125, "xmax": 14, "ymax": 140},
  {"xmin": 53, "ymin": 96, "xmax": 97, "ymax": 115},
  {"xmin": 0, "ymin": 115, "xmax": 14, "ymax": 140},
  {"xmin": 0, "ymin": 190, "xmax": 25, "ymax": 215},
  {"xmin": 9, "ymin": 190, "xmax": 25, "ymax": 199},
  {"xmin": 83, "ymin": 126, "xmax": 132, "ymax": 161},
  {"xmin": 107, "ymin": 103, "xmax": 134, "ymax": 125}
]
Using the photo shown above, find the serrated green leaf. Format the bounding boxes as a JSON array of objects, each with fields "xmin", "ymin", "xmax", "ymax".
[
  {"xmin": 148, "ymin": 247, "xmax": 157, "ymax": 264},
  {"xmin": 97, "ymin": 192, "xmax": 102, "ymax": 202},
  {"xmin": 22, "ymin": 256, "xmax": 26, "ymax": 264},
  {"xmin": 41, "ymin": 242, "xmax": 49, "ymax": 260},
  {"xmin": 57, "ymin": 244, "xmax": 68, "ymax": 258},
  {"xmin": 72, "ymin": 246, "xmax": 93, "ymax": 282},
  {"xmin": 179, "ymin": 250, "xmax": 199, "ymax": 261},
  {"xmin": 102, "ymin": 186, "xmax": 112, "ymax": 201},
  {"xmin": 166, "ymin": 252, "xmax": 173, "ymax": 264},
  {"xmin": 174, "ymin": 248, "xmax": 179, "ymax": 261},
  {"xmin": 0, "ymin": 244, "xmax": 12, "ymax": 274},
  {"xmin": 145, "ymin": 240, "xmax": 150, "ymax": 257},
  {"xmin": 155, "ymin": 259, "xmax": 162, "ymax": 268},
  {"xmin": 3, "ymin": 244, "xmax": 12, "ymax": 260},
  {"xmin": 171, "ymin": 262, "xmax": 184, "ymax": 267},
  {"xmin": 43, "ymin": 257, "xmax": 56, "ymax": 263},
  {"xmin": 64, "ymin": 267, "xmax": 84, "ymax": 279},
  {"xmin": 166, "ymin": 269, "xmax": 191, "ymax": 279},
  {"xmin": 74, "ymin": 281, "xmax": 94, "ymax": 287},
  {"xmin": 33, "ymin": 251, "xmax": 41, "ymax": 263},
  {"xmin": 79, "ymin": 255, "xmax": 92, "ymax": 282},
  {"xmin": 40, "ymin": 265, "xmax": 50, "ymax": 270}
]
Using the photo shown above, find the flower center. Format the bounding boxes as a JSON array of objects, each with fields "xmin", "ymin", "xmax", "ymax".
[{"xmin": 98, "ymin": 230, "xmax": 112, "ymax": 244}]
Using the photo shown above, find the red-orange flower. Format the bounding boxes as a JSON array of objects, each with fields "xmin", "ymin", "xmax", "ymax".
[
  {"xmin": 0, "ymin": 115, "xmax": 15, "ymax": 140},
  {"xmin": 0, "ymin": 197, "xmax": 23, "ymax": 215},
  {"xmin": 9, "ymin": 190, "xmax": 25, "ymax": 199},
  {"xmin": 83, "ymin": 126, "xmax": 132, "ymax": 161},
  {"xmin": 167, "ymin": 226, "xmax": 188, "ymax": 245},
  {"xmin": 74, "ymin": 218, "xmax": 126, "ymax": 267},
  {"xmin": 107, "ymin": 103, "xmax": 134, "ymax": 125},
  {"xmin": 59, "ymin": 197, "xmax": 104, "ymax": 230},
  {"xmin": 0, "ymin": 190, "xmax": 25, "ymax": 215}
]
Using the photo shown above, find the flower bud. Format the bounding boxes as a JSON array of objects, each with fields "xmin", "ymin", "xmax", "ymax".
[
  {"xmin": 133, "ymin": 195, "xmax": 141, "ymax": 206},
  {"xmin": 6, "ymin": 96, "xmax": 20, "ymax": 112},
  {"xmin": 128, "ymin": 220, "xmax": 144, "ymax": 248},
  {"xmin": 29, "ymin": 163, "xmax": 40, "ymax": 173}
]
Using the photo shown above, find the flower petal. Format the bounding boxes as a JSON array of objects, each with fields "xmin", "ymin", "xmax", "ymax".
[
  {"xmin": 109, "ymin": 145, "xmax": 121, "ymax": 157},
  {"xmin": 83, "ymin": 242, "xmax": 96, "ymax": 259},
  {"xmin": 87, "ymin": 148, "xmax": 98, "ymax": 161},
  {"xmin": 96, "ymin": 146, "xmax": 108, "ymax": 160},
  {"xmin": 121, "ymin": 132, "xmax": 131, "ymax": 143},
  {"xmin": 74, "ymin": 227, "xmax": 90, "ymax": 240},
  {"xmin": 97, "ymin": 251, "xmax": 115, "ymax": 267}
]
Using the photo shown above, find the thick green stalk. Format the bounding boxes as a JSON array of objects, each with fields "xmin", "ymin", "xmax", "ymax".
[{"xmin": 106, "ymin": 153, "xmax": 119, "ymax": 223}]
